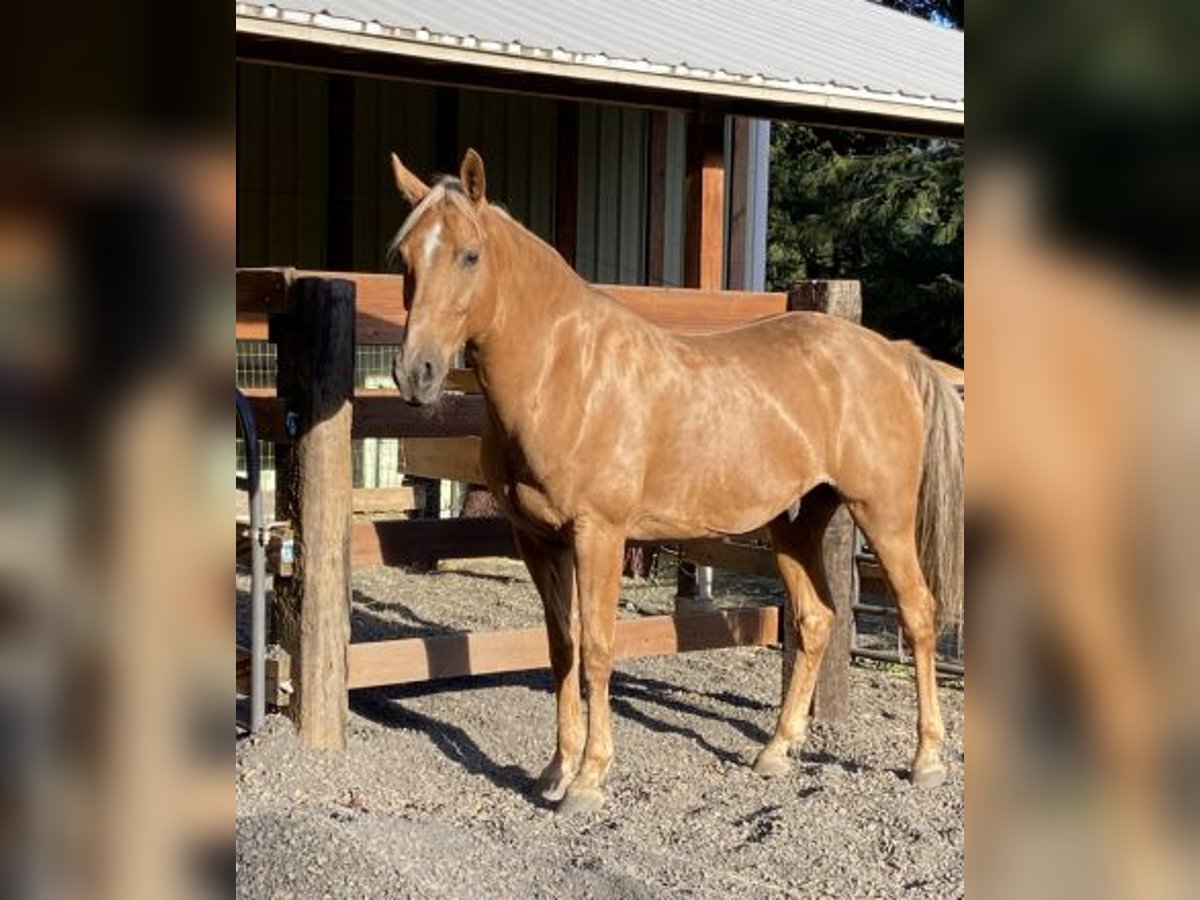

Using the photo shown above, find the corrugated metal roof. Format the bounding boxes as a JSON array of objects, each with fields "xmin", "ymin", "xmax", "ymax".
[{"xmin": 236, "ymin": 1, "xmax": 963, "ymax": 122}]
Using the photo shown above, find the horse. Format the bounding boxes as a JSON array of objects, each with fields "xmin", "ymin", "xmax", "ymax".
[{"xmin": 387, "ymin": 148, "xmax": 964, "ymax": 814}]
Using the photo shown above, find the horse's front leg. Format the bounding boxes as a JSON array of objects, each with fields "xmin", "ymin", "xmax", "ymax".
[
  {"xmin": 513, "ymin": 529, "xmax": 583, "ymax": 802},
  {"xmin": 557, "ymin": 517, "xmax": 625, "ymax": 815}
]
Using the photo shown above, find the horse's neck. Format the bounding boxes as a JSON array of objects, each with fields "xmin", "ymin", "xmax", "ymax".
[{"xmin": 470, "ymin": 217, "xmax": 596, "ymax": 421}]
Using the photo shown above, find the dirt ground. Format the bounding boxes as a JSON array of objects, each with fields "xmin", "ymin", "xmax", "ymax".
[{"xmin": 236, "ymin": 558, "xmax": 964, "ymax": 898}]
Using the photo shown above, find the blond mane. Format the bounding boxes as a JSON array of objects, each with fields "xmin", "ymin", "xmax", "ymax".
[{"xmin": 388, "ymin": 178, "xmax": 481, "ymax": 263}]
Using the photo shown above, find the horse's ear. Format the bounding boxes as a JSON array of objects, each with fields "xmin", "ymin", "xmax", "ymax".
[
  {"xmin": 390, "ymin": 152, "xmax": 430, "ymax": 205},
  {"xmin": 460, "ymin": 148, "xmax": 486, "ymax": 205}
]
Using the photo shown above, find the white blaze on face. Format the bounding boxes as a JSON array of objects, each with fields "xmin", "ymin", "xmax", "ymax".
[{"xmin": 421, "ymin": 221, "xmax": 442, "ymax": 270}]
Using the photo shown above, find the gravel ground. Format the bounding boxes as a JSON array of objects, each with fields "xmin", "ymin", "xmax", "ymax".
[{"xmin": 236, "ymin": 558, "xmax": 963, "ymax": 899}]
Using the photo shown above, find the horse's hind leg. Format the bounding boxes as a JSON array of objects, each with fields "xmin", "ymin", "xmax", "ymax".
[
  {"xmin": 753, "ymin": 488, "xmax": 840, "ymax": 778},
  {"xmin": 513, "ymin": 529, "xmax": 584, "ymax": 802},
  {"xmin": 851, "ymin": 503, "xmax": 947, "ymax": 787}
]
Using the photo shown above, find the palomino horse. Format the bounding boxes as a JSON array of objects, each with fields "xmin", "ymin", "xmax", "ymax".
[{"xmin": 389, "ymin": 149, "xmax": 964, "ymax": 814}]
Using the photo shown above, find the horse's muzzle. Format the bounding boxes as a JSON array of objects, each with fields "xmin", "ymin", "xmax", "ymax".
[{"xmin": 393, "ymin": 349, "xmax": 446, "ymax": 407}]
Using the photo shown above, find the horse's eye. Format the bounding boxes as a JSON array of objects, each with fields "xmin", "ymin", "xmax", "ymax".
[{"xmin": 461, "ymin": 248, "xmax": 480, "ymax": 268}]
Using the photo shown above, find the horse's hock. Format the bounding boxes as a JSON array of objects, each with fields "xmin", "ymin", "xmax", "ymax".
[{"xmin": 236, "ymin": 268, "xmax": 876, "ymax": 748}]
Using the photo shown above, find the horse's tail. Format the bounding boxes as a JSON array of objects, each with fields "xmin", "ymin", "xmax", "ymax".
[{"xmin": 906, "ymin": 350, "xmax": 965, "ymax": 632}]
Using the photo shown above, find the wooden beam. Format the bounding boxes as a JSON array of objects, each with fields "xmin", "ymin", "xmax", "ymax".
[
  {"xmin": 351, "ymin": 485, "xmax": 420, "ymax": 515},
  {"xmin": 727, "ymin": 117, "xmax": 751, "ymax": 290},
  {"xmin": 599, "ymin": 286, "xmax": 787, "ymax": 333},
  {"xmin": 684, "ymin": 112, "xmax": 726, "ymax": 291},
  {"xmin": 351, "ymin": 517, "xmax": 517, "ymax": 568},
  {"xmin": 347, "ymin": 606, "xmax": 780, "ymax": 689},
  {"xmin": 242, "ymin": 389, "xmax": 488, "ymax": 441},
  {"xmin": 397, "ymin": 436, "xmax": 484, "ymax": 483},
  {"xmin": 679, "ymin": 539, "xmax": 777, "ymax": 579},
  {"xmin": 271, "ymin": 277, "xmax": 354, "ymax": 750},
  {"xmin": 238, "ymin": 268, "xmax": 407, "ymax": 344},
  {"xmin": 238, "ymin": 271, "xmax": 789, "ymax": 342},
  {"xmin": 785, "ymin": 281, "xmax": 863, "ymax": 722}
]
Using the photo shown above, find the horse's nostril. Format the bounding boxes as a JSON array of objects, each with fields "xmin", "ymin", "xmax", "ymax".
[{"xmin": 419, "ymin": 360, "xmax": 435, "ymax": 386}]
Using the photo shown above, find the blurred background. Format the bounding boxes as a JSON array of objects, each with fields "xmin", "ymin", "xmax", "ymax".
[
  {"xmin": 969, "ymin": 1, "xmax": 1200, "ymax": 898},
  {"xmin": 0, "ymin": 3, "xmax": 232, "ymax": 899}
]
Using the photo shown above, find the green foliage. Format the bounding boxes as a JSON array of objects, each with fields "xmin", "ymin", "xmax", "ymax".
[{"xmin": 767, "ymin": 125, "xmax": 964, "ymax": 364}]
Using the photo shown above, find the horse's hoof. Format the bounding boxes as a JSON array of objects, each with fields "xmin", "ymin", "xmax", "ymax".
[
  {"xmin": 911, "ymin": 763, "xmax": 947, "ymax": 788},
  {"xmin": 534, "ymin": 770, "xmax": 574, "ymax": 803},
  {"xmin": 752, "ymin": 751, "xmax": 791, "ymax": 779},
  {"xmin": 557, "ymin": 787, "xmax": 605, "ymax": 816}
]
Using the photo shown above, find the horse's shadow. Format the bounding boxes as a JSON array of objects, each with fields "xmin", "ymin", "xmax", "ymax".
[
  {"xmin": 351, "ymin": 676, "xmax": 553, "ymax": 807},
  {"xmin": 350, "ymin": 669, "xmax": 812, "ymax": 802}
]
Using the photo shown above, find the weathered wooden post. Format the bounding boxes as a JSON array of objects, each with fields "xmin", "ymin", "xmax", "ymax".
[
  {"xmin": 271, "ymin": 276, "xmax": 355, "ymax": 749},
  {"xmin": 785, "ymin": 280, "xmax": 861, "ymax": 720}
]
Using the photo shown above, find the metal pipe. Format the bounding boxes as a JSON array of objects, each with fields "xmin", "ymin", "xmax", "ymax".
[{"xmin": 236, "ymin": 390, "xmax": 267, "ymax": 733}]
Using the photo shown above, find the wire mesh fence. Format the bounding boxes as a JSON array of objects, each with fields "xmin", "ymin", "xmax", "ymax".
[{"xmin": 235, "ymin": 341, "xmax": 408, "ymax": 491}]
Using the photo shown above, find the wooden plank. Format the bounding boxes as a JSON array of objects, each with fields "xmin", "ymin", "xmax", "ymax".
[
  {"xmin": 236, "ymin": 270, "xmax": 788, "ymax": 342},
  {"xmin": 679, "ymin": 539, "xmax": 777, "ymax": 579},
  {"xmin": 352, "ymin": 486, "xmax": 420, "ymax": 515},
  {"xmin": 599, "ymin": 285, "xmax": 788, "ymax": 333},
  {"xmin": 397, "ymin": 437, "xmax": 484, "ymax": 483},
  {"xmin": 354, "ymin": 392, "xmax": 486, "ymax": 439},
  {"xmin": 242, "ymin": 389, "xmax": 487, "ymax": 441},
  {"xmin": 351, "ymin": 517, "xmax": 516, "ymax": 567},
  {"xmin": 271, "ymin": 277, "xmax": 354, "ymax": 750},
  {"xmin": 236, "ymin": 268, "xmax": 293, "ymax": 316},
  {"xmin": 347, "ymin": 606, "xmax": 780, "ymax": 689},
  {"xmin": 236, "ymin": 315, "xmax": 270, "ymax": 341}
]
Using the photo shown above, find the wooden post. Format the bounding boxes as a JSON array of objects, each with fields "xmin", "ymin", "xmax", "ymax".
[
  {"xmin": 683, "ymin": 112, "xmax": 726, "ymax": 291},
  {"xmin": 677, "ymin": 110, "xmax": 727, "ymax": 608},
  {"xmin": 271, "ymin": 277, "xmax": 355, "ymax": 749},
  {"xmin": 726, "ymin": 117, "xmax": 751, "ymax": 290},
  {"xmin": 786, "ymin": 281, "xmax": 862, "ymax": 721}
]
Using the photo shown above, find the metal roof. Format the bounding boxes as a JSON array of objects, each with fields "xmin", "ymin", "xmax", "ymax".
[{"xmin": 236, "ymin": 1, "xmax": 963, "ymax": 129}]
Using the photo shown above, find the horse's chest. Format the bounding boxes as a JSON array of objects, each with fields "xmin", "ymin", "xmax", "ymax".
[{"xmin": 480, "ymin": 434, "xmax": 569, "ymax": 535}]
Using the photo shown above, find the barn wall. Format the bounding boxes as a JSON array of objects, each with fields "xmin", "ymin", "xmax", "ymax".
[
  {"xmin": 236, "ymin": 64, "xmax": 330, "ymax": 269},
  {"xmin": 237, "ymin": 63, "xmax": 665, "ymax": 287}
]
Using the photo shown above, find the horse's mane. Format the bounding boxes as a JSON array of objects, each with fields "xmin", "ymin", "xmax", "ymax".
[{"xmin": 387, "ymin": 176, "xmax": 481, "ymax": 263}]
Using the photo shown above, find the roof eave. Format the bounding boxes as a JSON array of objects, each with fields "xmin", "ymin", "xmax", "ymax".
[{"xmin": 236, "ymin": 14, "xmax": 964, "ymax": 137}]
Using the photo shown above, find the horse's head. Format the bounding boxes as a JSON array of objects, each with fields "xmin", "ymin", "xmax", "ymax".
[{"xmin": 388, "ymin": 149, "xmax": 492, "ymax": 406}]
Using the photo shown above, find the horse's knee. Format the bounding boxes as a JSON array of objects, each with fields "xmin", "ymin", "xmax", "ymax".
[{"xmin": 798, "ymin": 609, "xmax": 834, "ymax": 640}]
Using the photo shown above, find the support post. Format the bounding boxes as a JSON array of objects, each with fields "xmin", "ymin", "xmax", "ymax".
[
  {"xmin": 785, "ymin": 281, "xmax": 862, "ymax": 721},
  {"xmin": 677, "ymin": 110, "xmax": 727, "ymax": 611},
  {"xmin": 271, "ymin": 277, "xmax": 355, "ymax": 749}
]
